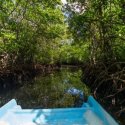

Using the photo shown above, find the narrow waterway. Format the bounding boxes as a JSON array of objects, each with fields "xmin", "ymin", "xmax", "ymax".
[
  {"xmin": 0, "ymin": 67, "xmax": 90, "ymax": 109},
  {"xmin": 0, "ymin": 66, "xmax": 124, "ymax": 124}
]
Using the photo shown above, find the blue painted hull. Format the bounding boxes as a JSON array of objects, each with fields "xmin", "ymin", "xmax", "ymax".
[{"xmin": 0, "ymin": 96, "xmax": 119, "ymax": 125}]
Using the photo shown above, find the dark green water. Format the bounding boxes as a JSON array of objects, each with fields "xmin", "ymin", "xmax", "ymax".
[
  {"xmin": 0, "ymin": 67, "xmax": 124, "ymax": 124},
  {"xmin": 0, "ymin": 67, "xmax": 90, "ymax": 109}
]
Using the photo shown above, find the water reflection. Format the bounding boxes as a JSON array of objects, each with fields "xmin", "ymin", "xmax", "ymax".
[{"xmin": 0, "ymin": 67, "xmax": 90, "ymax": 108}]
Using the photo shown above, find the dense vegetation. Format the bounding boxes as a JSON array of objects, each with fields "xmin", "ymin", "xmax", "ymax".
[
  {"xmin": 0, "ymin": 0, "xmax": 125, "ymax": 124},
  {"xmin": 65, "ymin": 0, "xmax": 125, "ymax": 124},
  {"xmin": 0, "ymin": 0, "xmax": 66, "ymax": 67},
  {"xmin": 0, "ymin": 0, "xmax": 90, "ymax": 68},
  {"xmin": 1, "ymin": 1, "xmax": 125, "ymax": 65}
]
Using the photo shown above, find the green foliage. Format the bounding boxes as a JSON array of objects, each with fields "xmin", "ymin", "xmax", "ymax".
[
  {"xmin": 0, "ymin": 0, "xmax": 66, "ymax": 66},
  {"xmin": 66, "ymin": 0, "xmax": 125, "ymax": 63},
  {"xmin": 59, "ymin": 42, "xmax": 89, "ymax": 64},
  {"xmin": 1, "ymin": 0, "xmax": 125, "ymax": 67}
]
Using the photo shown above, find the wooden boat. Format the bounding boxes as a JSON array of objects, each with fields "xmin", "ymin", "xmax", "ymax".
[{"xmin": 0, "ymin": 95, "xmax": 119, "ymax": 125}]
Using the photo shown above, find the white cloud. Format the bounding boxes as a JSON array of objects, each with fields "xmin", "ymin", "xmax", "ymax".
[{"xmin": 61, "ymin": 0, "xmax": 67, "ymax": 4}]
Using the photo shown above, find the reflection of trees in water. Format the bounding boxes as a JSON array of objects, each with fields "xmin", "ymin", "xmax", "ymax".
[{"xmin": 0, "ymin": 68, "xmax": 90, "ymax": 109}]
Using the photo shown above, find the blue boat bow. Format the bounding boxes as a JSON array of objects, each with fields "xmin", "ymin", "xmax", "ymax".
[{"xmin": 0, "ymin": 96, "xmax": 119, "ymax": 125}]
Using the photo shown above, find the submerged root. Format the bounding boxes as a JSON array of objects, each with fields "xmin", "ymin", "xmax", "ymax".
[{"xmin": 83, "ymin": 62, "xmax": 125, "ymax": 123}]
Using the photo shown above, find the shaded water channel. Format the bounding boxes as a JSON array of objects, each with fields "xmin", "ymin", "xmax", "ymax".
[
  {"xmin": 0, "ymin": 67, "xmax": 90, "ymax": 109},
  {"xmin": 0, "ymin": 66, "xmax": 124, "ymax": 124}
]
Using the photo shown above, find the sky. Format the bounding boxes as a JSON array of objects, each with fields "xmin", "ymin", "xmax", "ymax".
[{"xmin": 61, "ymin": 0, "xmax": 67, "ymax": 4}]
